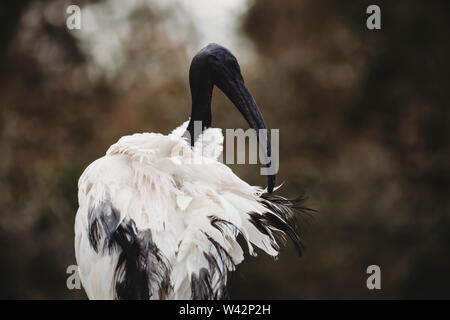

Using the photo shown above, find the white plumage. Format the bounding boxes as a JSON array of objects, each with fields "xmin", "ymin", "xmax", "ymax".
[{"xmin": 74, "ymin": 44, "xmax": 304, "ymax": 300}]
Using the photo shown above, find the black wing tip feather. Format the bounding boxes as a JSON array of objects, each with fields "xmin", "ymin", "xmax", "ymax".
[
  {"xmin": 188, "ymin": 216, "xmax": 240, "ymax": 300},
  {"xmin": 112, "ymin": 220, "xmax": 173, "ymax": 300},
  {"xmin": 189, "ymin": 228, "xmax": 235, "ymax": 300},
  {"xmin": 87, "ymin": 196, "xmax": 121, "ymax": 254},
  {"xmin": 190, "ymin": 266, "xmax": 229, "ymax": 300},
  {"xmin": 87, "ymin": 196, "xmax": 172, "ymax": 300},
  {"xmin": 257, "ymin": 192, "xmax": 316, "ymax": 256}
]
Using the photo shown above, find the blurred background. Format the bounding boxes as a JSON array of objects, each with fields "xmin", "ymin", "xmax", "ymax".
[{"xmin": 0, "ymin": 0, "xmax": 449, "ymax": 299}]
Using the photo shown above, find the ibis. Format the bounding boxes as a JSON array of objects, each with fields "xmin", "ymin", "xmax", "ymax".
[{"xmin": 75, "ymin": 43, "xmax": 305, "ymax": 300}]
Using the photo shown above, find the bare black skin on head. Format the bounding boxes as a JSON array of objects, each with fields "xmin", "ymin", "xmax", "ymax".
[{"xmin": 184, "ymin": 43, "xmax": 275, "ymax": 193}]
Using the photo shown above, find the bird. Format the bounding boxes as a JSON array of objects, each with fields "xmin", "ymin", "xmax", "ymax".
[{"xmin": 74, "ymin": 43, "xmax": 307, "ymax": 300}]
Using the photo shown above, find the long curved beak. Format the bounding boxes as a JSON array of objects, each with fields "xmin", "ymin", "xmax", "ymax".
[{"xmin": 215, "ymin": 74, "xmax": 276, "ymax": 193}]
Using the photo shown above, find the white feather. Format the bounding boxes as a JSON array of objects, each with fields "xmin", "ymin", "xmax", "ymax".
[{"xmin": 75, "ymin": 124, "xmax": 287, "ymax": 299}]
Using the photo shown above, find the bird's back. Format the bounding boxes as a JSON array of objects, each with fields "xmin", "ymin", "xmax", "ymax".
[{"xmin": 75, "ymin": 122, "xmax": 303, "ymax": 299}]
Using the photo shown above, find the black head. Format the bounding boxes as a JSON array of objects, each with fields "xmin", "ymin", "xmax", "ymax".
[{"xmin": 184, "ymin": 43, "xmax": 275, "ymax": 193}]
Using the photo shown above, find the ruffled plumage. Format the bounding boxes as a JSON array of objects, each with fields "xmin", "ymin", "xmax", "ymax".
[{"xmin": 75, "ymin": 121, "xmax": 305, "ymax": 300}]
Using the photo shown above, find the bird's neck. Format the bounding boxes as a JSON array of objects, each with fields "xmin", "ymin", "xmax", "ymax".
[{"xmin": 185, "ymin": 81, "xmax": 213, "ymax": 145}]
